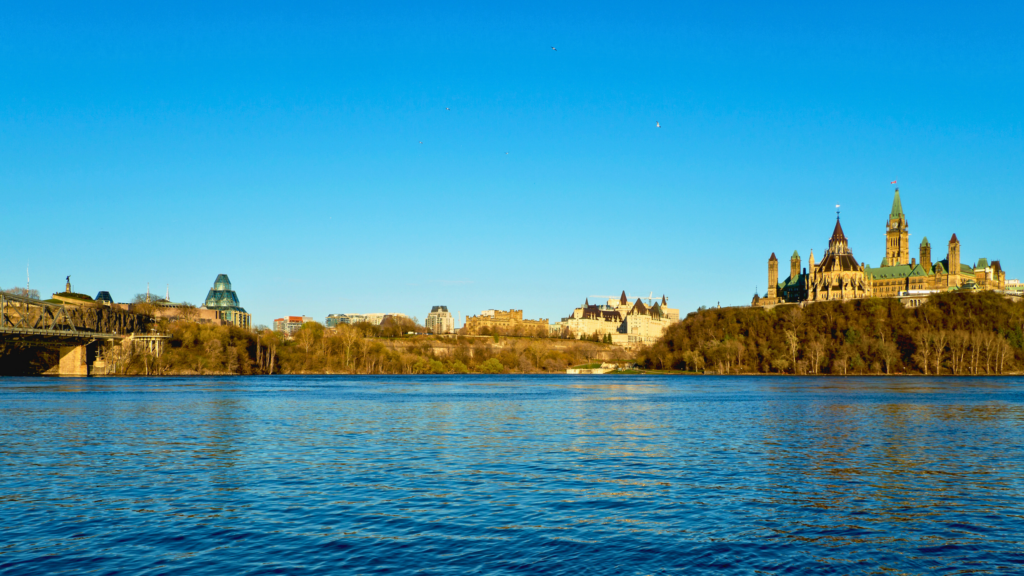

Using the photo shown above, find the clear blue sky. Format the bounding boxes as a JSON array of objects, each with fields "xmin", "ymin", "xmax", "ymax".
[{"xmin": 3, "ymin": 1, "xmax": 1022, "ymax": 327}]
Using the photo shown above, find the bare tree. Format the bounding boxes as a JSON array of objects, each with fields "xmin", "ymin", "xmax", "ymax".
[
  {"xmin": 784, "ymin": 330, "xmax": 799, "ymax": 374},
  {"xmin": 178, "ymin": 302, "xmax": 199, "ymax": 322},
  {"xmin": 733, "ymin": 339, "xmax": 746, "ymax": 372},
  {"xmin": 296, "ymin": 322, "xmax": 323, "ymax": 361},
  {"xmin": 879, "ymin": 340, "xmax": 899, "ymax": 375},
  {"xmin": 983, "ymin": 333, "xmax": 995, "ymax": 374},
  {"xmin": 933, "ymin": 331, "xmax": 949, "ymax": 375},
  {"xmin": 2, "ymin": 287, "xmax": 40, "ymax": 300},
  {"xmin": 204, "ymin": 338, "xmax": 223, "ymax": 372},
  {"xmin": 968, "ymin": 332, "xmax": 982, "ymax": 375},
  {"xmin": 128, "ymin": 294, "xmax": 159, "ymax": 319},
  {"xmin": 835, "ymin": 346, "xmax": 850, "ymax": 375},
  {"xmin": 912, "ymin": 332, "xmax": 933, "ymax": 375},
  {"xmin": 992, "ymin": 337, "xmax": 1015, "ymax": 374},
  {"xmin": 949, "ymin": 331, "xmax": 970, "ymax": 375},
  {"xmin": 807, "ymin": 338, "xmax": 825, "ymax": 374},
  {"xmin": 259, "ymin": 330, "xmax": 280, "ymax": 375}
]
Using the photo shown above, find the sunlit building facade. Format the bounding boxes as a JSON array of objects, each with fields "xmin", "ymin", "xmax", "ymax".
[{"xmin": 425, "ymin": 306, "xmax": 455, "ymax": 334}]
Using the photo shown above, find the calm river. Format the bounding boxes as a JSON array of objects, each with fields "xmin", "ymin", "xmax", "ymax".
[{"xmin": 2, "ymin": 376, "xmax": 1023, "ymax": 574}]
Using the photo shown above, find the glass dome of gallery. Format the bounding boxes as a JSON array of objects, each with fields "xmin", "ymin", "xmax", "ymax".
[{"xmin": 203, "ymin": 273, "xmax": 246, "ymax": 312}]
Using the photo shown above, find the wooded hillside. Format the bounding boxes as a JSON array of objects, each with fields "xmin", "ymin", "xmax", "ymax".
[
  {"xmin": 637, "ymin": 292, "xmax": 1024, "ymax": 375},
  {"xmin": 111, "ymin": 321, "xmax": 621, "ymax": 376}
]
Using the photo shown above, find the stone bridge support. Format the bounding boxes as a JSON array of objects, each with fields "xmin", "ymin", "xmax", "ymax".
[
  {"xmin": 59, "ymin": 345, "xmax": 89, "ymax": 377},
  {"xmin": 58, "ymin": 342, "xmax": 105, "ymax": 377}
]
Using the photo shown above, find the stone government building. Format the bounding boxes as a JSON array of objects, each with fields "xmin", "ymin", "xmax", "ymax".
[
  {"xmin": 754, "ymin": 188, "xmax": 1007, "ymax": 307},
  {"xmin": 556, "ymin": 291, "xmax": 680, "ymax": 345},
  {"xmin": 464, "ymin": 309, "xmax": 549, "ymax": 335}
]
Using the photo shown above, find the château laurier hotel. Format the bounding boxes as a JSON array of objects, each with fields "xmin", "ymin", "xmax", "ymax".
[{"xmin": 754, "ymin": 188, "xmax": 1008, "ymax": 308}]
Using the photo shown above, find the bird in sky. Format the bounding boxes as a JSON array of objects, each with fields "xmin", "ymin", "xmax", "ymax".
[
  {"xmin": 551, "ymin": 46, "xmax": 557, "ymax": 51},
  {"xmin": 419, "ymin": 141, "xmax": 423, "ymax": 144},
  {"xmin": 446, "ymin": 107, "xmax": 450, "ymax": 111},
  {"xmin": 505, "ymin": 152, "xmax": 509, "ymax": 155},
  {"xmin": 656, "ymin": 121, "xmax": 661, "ymax": 128}
]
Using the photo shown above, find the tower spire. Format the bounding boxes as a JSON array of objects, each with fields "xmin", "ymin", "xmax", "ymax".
[
  {"xmin": 890, "ymin": 187, "xmax": 904, "ymax": 218},
  {"xmin": 885, "ymin": 187, "xmax": 910, "ymax": 265}
]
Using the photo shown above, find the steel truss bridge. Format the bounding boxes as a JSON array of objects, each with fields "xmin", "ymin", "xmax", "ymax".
[
  {"xmin": 0, "ymin": 291, "xmax": 146, "ymax": 342},
  {"xmin": 1, "ymin": 292, "xmax": 122, "ymax": 342},
  {"xmin": 1, "ymin": 292, "xmax": 159, "ymax": 376}
]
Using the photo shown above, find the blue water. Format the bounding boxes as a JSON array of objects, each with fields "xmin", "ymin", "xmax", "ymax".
[{"xmin": 2, "ymin": 376, "xmax": 1024, "ymax": 575}]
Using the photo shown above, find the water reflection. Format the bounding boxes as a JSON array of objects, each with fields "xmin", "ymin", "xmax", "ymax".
[{"xmin": 1, "ymin": 375, "xmax": 1023, "ymax": 574}]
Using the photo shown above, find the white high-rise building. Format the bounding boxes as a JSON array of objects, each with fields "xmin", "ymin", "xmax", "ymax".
[{"xmin": 425, "ymin": 305, "xmax": 455, "ymax": 334}]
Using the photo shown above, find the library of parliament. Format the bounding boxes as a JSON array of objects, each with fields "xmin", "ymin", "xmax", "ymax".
[{"xmin": 753, "ymin": 188, "xmax": 1007, "ymax": 307}]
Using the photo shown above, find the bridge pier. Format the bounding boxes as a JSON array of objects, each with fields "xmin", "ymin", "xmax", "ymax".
[{"xmin": 59, "ymin": 345, "xmax": 89, "ymax": 377}]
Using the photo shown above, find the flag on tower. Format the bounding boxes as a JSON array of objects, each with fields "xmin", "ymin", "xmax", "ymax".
[{"xmin": 891, "ymin": 179, "xmax": 897, "ymax": 184}]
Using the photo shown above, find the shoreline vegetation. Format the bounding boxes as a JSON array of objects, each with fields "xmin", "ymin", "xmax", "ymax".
[
  {"xmin": 1, "ymin": 291, "xmax": 1022, "ymax": 377},
  {"xmin": 0, "ymin": 316, "xmax": 629, "ymax": 376},
  {"xmin": 636, "ymin": 291, "xmax": 1024, "ymax": 376}
]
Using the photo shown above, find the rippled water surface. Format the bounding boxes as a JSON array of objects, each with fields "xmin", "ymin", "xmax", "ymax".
[{"xmin": 2, "ymin": 376, "xmax": 1024, "ymax": 575}]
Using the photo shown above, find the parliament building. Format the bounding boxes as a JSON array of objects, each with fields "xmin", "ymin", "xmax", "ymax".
[{"xmin": 754, "ymin": 188, "xmax": 1007, "ymax": 307}]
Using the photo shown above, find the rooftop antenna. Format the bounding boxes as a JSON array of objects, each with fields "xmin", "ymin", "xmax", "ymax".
[
  {"xmin": 26, "ymin": 260, "xmax": 29, "ymax": 291},
  {"xmin": 166, "ymin": 284, "xmax": 169, "ymax": 301},
  {"xmin": 836, "ymin": 204, "xmax": 840, "ymax": 218},
  {"xmin": 147, "ymin": 282, "xmax": 150, "ymax": 303}
]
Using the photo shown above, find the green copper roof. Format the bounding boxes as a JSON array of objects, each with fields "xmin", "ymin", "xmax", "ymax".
[
  {"xmin": 865, "ymin": 263, "xmax": 914, "ymax": 280},
  {"xmin": 890, "ymin": 188, "xmax": 904, "ymax": 217},
  {"xmin": 921, "ymin": 236, "xmax": 930, "ymax": 247},
  {"xmin": 977, "ymin": 258, "xmax": 989, "ymax": 268},
  {"xmin": 791, "ymin": 250, "xmax": 800, "ymax": 259},
  {"xmin": 778, "ymin": 273, "xmax": 805, "ymax": 291}
]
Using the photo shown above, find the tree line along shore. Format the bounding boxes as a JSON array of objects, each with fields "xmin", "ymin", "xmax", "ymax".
[
  {"xmin": 637, "ymin": 291, "xmax": 1024, "ymax": 375},
  {"xmin": 1, "ymin": 291, "xmax": 1021, "ymax": 376},
  {"xmin": 0, "ymin": 315, "xmax": 627, "ymax": 376}
]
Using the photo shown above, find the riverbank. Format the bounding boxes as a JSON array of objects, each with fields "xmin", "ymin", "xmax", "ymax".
[
  {"xmin": 637, "ymin": 291, "xmax": 1024, "ymax": 376},
  {"xmin": 0, "ymin": 321, "xmax": 634, "ymax": 376}
]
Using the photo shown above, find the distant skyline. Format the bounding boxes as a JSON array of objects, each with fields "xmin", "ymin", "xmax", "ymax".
[{"xmin": 3, "ymin": 1, "xmax": 1022, "ymax": 327}]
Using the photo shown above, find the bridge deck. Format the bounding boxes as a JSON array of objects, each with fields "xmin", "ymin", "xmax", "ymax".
[{"xmin": 0, "ymin": 326, "xmax": 121, "ymax": 340}]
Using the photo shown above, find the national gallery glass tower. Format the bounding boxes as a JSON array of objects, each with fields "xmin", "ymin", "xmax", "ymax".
[{"xmin": 202, "ymin": 274, "xmax": 252, "ymax": 330}]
